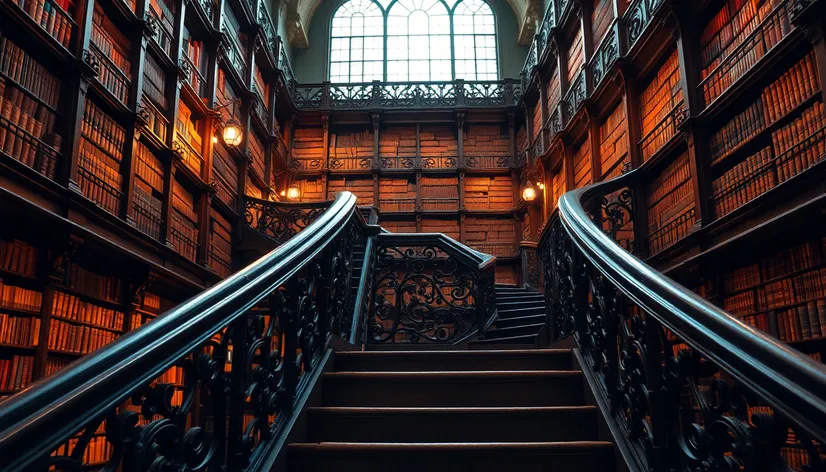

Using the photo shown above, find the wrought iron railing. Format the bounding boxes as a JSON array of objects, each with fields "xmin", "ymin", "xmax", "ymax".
[
  {"xmin": 146, "ymin": 7, "xmax": 174, "ymax": 58},
  {"xmin": 255, "ymin": 0, "xmax": 277, "ymax": 50},
  {"xmin": 173, "ymin": 134, "xmax": 204, "ymax": 177},
  {"xmin": 244, "ymin": 197, "xmax": 333, "ymax": 246},
  {"xmin": 276, "ymin": 36, "xmax": 296, "ymax": 94},
  {"xmin": 369, "ymin": 232, "xmax": 496, "ymax": 343},
  {"xmin": 623, "ymin": 0, "xmax": 666, "ymax": 52},
  {"xmin": 521, "ymin": 37, "xmax": 539, "ymax": 85},
  {"xmin": 562, "ymin": 68, "xmax": 587, "ymax": 128},
  {"xmin": 88, "ymin": 43, "xmax": 130, "ymax": 105},
  {"xmin": 544, "ymin": 103, "xmax": 564, "ymax": 144},
  {"xmin": 536, "ymin": 0, "xmax": 556, "ymax": 62},
  {"xmin": 0, "ymin": 115, "xmax": 60, "ymax": 181},
  {"xmin": 589, "ymin": 21, "xmax": 621, "ymax": 92},
  {"xmin": 538, "ymin": 170, "xmax": 826, "ymax": 471},
  {"xmin": 182, "ymin": 53, "xmax": 208, "ymax": 98},
  {"xmin": 220, "ymin": 25, "xmax": 247, "ymax": 80},
  {"xmin": 647, "ymin": 206, "xmax": 695, "ymax": 255},
  {"xmin": 0, "ymin": 192, "xmax": 370, "ymax": 471},
  {"xmin": 137, "ymin": 96, "xmax": 169, "ymax": 143}
]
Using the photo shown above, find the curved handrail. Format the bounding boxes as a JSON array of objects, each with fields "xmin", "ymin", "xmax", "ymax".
[
  {"xmin": 540, "ymin": 170, "xmax": 826, "ymax": 468},
  {"xmin": 244, "ymin": 196, "xmax": 335, "ymax": 245},
  {"xmin": 0, "ymin": 192, "xmax": 360, "ymax": 472},
  {"xmin": 377, "ymin": 232, "xmax": 496, "ymax": 271}
]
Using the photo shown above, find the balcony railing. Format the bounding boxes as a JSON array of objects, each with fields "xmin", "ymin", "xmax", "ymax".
[
  {"xmin": 379, "ymin": 156, "xmax": 416, "ymax": 169},
  {"xmin": 699, "ymin": 1, "xmax": 792, "ymax": 106},
  {"xmin": 624, "ymin": 0, "xmax": 666, "ymax": 52},
  {"xmin": 293, "ymin": 80, "xmax": 519, "ymax": 111},
  {"xmin": 521, "ymin": 37, "xmax": 539, "ymax": 84},
  {"xmin": 562, "ymin": 68, "xmax": 587, "ymax": 128},
  {"xmin": 220, "ymin": 26, "xmax": 247, "ymax": 80},
  {"xmin": 0, "ymin": 115, "xmax": 60, "ymax": 181},
  {"xmin": 329, "ymin": 157, "xmax": 373, "ymax": 171},
  {"xmin": 463, "ymin": 155, "xmax": 510, "ymax": 169},
  {"xmin": 181, "ymin": 53, "xmax": 208, "ymax": 98},
  {"xmin": 137, "ymin": 97, "xmax": 168, "ymax": 143},
  {"xmin": 639, "ymin": 100, "xmax": 686, "ymax": 162},
  {"xmin": 146, "ymin": 7, "xmax": 174, "ymax": 58},
  {"xmin": 536, "ymin": 0, "xmax": 556, "ymax": 61},
  {"xmin": 543, "ymin": 102, "xmax": 564, "ymax": 144},
  {"xmin": 88, "ymin": 43, "xmax": 130, "ymax": 105},
  {"xmin": 212, "ymin": 173, "xmax": 237, "ymax": 212},
  {"xmin": 422, "ymin": 156, "xmax": 458, "ymax": 169},
  {"xmin": 590, "ymin": 21, "xmax": 621, "ymax": 92},
  {"xmin": 173, "ymin": 135, "xmax": 204, "ymax": 177},
  {"xmin": 255, "ymin": 0, "xmax": 277, "ymax": 50},
  {"xmin": 276, "ymin": 36, "xmax": 296, "ymax": 93}
]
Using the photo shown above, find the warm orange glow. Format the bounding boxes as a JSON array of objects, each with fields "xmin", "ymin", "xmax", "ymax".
[
  {"xmin": 522, "ymin": 186, "xmax": 537, "ymax": 201},
  {"xmin": 222, "ymin": 121, "xmax": 243, "ymax": 146},
  {"xmin": 287, "ymin": 186, "xmax": 301, "ymax": 200},
  {"xmin": 280, "ymin": 190, "xmax": 286, "ymax": 197}
]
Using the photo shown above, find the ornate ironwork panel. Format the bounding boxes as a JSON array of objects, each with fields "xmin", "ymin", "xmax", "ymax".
[
  {"xmin": 463, "ymin": 82, "xmax": 506, "ymax": 107},
  {"xmin": 330, "ymin": 84, "xmax": 374, "ymax": 109},
  {"xmin": 368, "ymin": 240, "xmax": 494, "ymax": 344},
  {"xmin": 377, "ymin": 83, "xmax": 457, "ymax": 108},
  {"xmin": 624, "ymin": 0, "xmax": 666, "ymax": 51},
  {"xmin": 293, "ymin": 86, "xmax": 323, "ymax": 109},
  {"xmin": 562, "ymin": 69, "xmax": 587, "ymax": 128},
  {"xmin": 245, "ymin": 198, "xmax": 331, "ymax": 246},
  {"xmin": 590, "ymin": 21, "xmax": 620, "ymax": 91}
]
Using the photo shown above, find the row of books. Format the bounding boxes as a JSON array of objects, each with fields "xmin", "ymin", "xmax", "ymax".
[
  {"xmin": 0, "ymin": 314, "xmax": 40, "ymax": 346},
  {"xmin": 171, "ymin": 180, "xmax": 198, "ymax": 222},
  {"xmin": 710, "ymin": 99, "xmax": 765, "ymax": 164},
  {"xmin": 640, "ymin": 50, "xmax": 682, "ymax": 140},
  {"xmin": 48, "ymin": 319, "xmax": 118, "ymax": 354},
  {"xmin": 135, "ymin": 142, "xmax": 164, "ymax": 192},
  {"xmin": 700, "ymin": 0, "xmax": 789, "ymax": 104},
  {"xmin": 0, "ymin": 355, "xmax": 34, "ymax": 391},
  {"xmin": 209, "ymin": 209, "xmax": 232, "ymax": 277},
  {"xmin": 773, "ymin": 100, "xmax": 826, "ymax": 156},
  {"xmin": 82, "ymin": 100, "xmax": 126, "ymax": 159},
  {"xmin": 0, "ymin": 79, "xmax": 61, "ymax": 178},
  {"xmin": 780, "ymin": 446, "xmax": 823, "ymax": 470},
  {"xmin": 712, "ymin": 147, "xmax": 774, "ymax": 218},
  {"xmin": 0, "ymin": 37, "xmax": 60, "ymax": 108},
  {"xmin": 54, "ymin": 291, "xmax": 124, "ymax": 330},
  {"xmin": 14, "ymin": 0, "xmax": 74, "ymax": 48},
  {"xmin": 170, "ymin": 211, "xmax": 198, "ymax": 262},
  {"xmin": 44, "ymin": 356, "xmax": 71, "ymax": 377},
  {"xmin": 0, "ymin": 280, "xmax": 43, "ymax": 312},
  {"xmin": 723, "ymin": 263, "xmax": 761, "ymax": 293},
  {"xmin": 154, "ymin": 365, "xmax": 183, "ymax": 385},
  {"xmin": 0, "ymin": 239, "xmax": 38, "ymax": 278},
  {"xmin": 776, "ymin": 300, "xmax": 826, "ymax": 341},
  {"xmin": 248, "ymin": 131, "xmax": 266, "ymax": 178},
  {"xmin": 52, "ymin": 436, "xmax": 112, "ymax": 465},
  {"xmin": 773, "ymin": 104, "xmax": 826, "ymax": 184},
  {"xmin": 78, "ymin": 139, "xmax": 122, "ymax": 215},
  {"xmin": 143, "ymin": 53, "xmax": 167, "ymax": 110},
  {"xmin": 764, "ymin": 52, "xmax": 820, "ymax": 122},
  {"xmin": 63, "ymin": 263, "xmax": 122, "ymax": 303},
  {"xmin": 133, "ymin": 181, "xmax": 163, "ymax": 240},
  {"xmin": 90, "ymin": 11, "xmax": 131, "ymax": 78},
  {"xmin": 762, "ymin": 239, "xmax": 820, "ymax": 280}
]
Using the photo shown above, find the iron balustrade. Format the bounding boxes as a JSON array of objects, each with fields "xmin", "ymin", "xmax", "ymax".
[
  {"xmin": 589, "ymin": 20, "xmax": 621, "ymax": 93},
  {"xmin": 88, "ymin": 43, "xmax": 130, "ymax": 105},
  {"xmin": 0, "ymin": 115, "xmax": 60, "ymax": 181},
  {"xmin": 0, "ymin": 192, "xmax": 374, "ymax": 471},
  {"xmin": 182, "ymin": 52, "xmax": 208, "ymax": 99},
  {"xmin": 562, "ymin": 68, "xmax": 587, "ymax": 129},
  {"xmin": 220, "ymin": 25, "xmax": 247, "ymax": 81},
  {"xmin": 536, "ymin": 0, "xmax": 557, "ymax": 63},
  {"xmin": 212, "ymin": 173, "xmax": 238, "ymax": 212},
  {"xmin": 146, "ymin": 7, "xmax": 174, "ymax": 58},
  {"xmin": 639, "ymin": 100, "xmax": 686, "ymax": 162},
  {"xmin": 255, "ymin": 0, "xmax": 277, "ymax": 50},
  {"xmin": 137, "ymin": 96, "xmax": 169, "ymax": 143},
  {"xmin": 463, "ymin": 155, "xmax": 509, "ymax": 169},
  {"xmin": 623, "ymin": 0, "xmax": 666, "ymax": 52},
  {"xmin": 329, "ymin": 156, "xmax": 373, "ymax": 171},
  {"xmin": 276, "ymin": 36, "xmax": 297, "ymax": 95},
  {"xmin": 699, "ymin": 1, "xmax": 792, "ymax": 107},
  {"xmin": 544, "ymin": 103, "xmax": 564, "ymax": 144},
  {"xmin": 521, "ymin": 37, "xmax": 539, "ymax": 86},
  {"xmin": 244, "ymin": 197, "xmax": 333, "ymax": 246},
  {"xmin": 538, "ymin": 170, "xmax": 826, "ymax": 472},
  {"xmin": 369, "ymin": 232, "xmax": 497, "ymax": 344}
]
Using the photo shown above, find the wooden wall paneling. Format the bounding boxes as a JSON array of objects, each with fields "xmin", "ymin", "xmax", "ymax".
[
  {"xmin": 568, "ymin": 27, "xmax": 586, "ymax": 85},
  {"xmin": 538, "ymin": 76, "xmax": 549, "ymax": 133},
  {"xmin": 522, "ymin": 103, "xmax": 534, "ymax": 150},
  {"xmin": 64, "ymin": 0, "xmax": 96, "ymax": 195},
  {"xmin": 321, "ymin": 115, "xmax": 329, "ymax": 197},
  {"xmin": 415, "ymin": 123, "xmax": 421, "ymax": 168},
  {"xmin": 675, "ymin": 18, "xmax": 708, "ymax": 226},
  {"xmin": 581, "ymin": 0, "xmax": 595, "ymax": 67},
  {"xmin": 457, "ymin": 112, "xmax": 465, "ymax": 167},
  {"xmin": 162, "ymin": 157, "xmax": 176, "ymax": 245}
]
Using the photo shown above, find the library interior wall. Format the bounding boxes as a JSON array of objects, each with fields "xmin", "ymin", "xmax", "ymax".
[{"xmin": 291, "ymin": 0, "xmax": 528, "ymax": 82}]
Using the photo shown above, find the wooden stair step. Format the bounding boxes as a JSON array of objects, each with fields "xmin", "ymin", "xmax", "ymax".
[
  {"xmin": 493, "ymin": 314, "xmax": 546, "ymax": 328},
  {"xmin": 307, "ymin": 406, "xmax": 598, "ymax": 443},
  {"xmin": 334, "ymin": 349, "xmax": 573, "ymax": 372},
  {"xmin": 288, "ymin": 441, "xmax": 615, "ymax": 472},
  {"xmin": 321, "ymin": 371, "xmax": 584, "ymax": 407}
]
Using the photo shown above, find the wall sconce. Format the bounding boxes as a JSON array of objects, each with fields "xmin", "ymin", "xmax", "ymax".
[
  {"xmin": 522, "ymin": 181, "xmax": 538, "ymax": 202},
  {"xmin": 287, "ymin": 185, "xmax": 301, "ymax": 200},
  {"xmin": 216, "ymin": 97, "xmax": 243, "ymax": 147}
]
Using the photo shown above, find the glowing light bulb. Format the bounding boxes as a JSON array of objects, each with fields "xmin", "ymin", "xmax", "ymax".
[
  {"xmin": 522, "ymin": 186, "xmax": 537, "ymax": 202},
  {"xmin": 222, "ymin": 121, "xmax": 243, "ymax": 146}
]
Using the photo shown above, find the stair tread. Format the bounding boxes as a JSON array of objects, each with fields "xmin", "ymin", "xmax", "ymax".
[
  {"xmin": 474, "ymin": 334, "xmax": 538, "ymax": 344},
  {"xmin": 324, "ymin": 370, "xmax": 581, "ymax": 379},
  {"xmin": 337, "ymin": 349, "xmax": 569, "ymax": 358},
  {"xmin": 494, "ymin": 314, "xmax": 545, "ymax": 323},
  {"xmin": 290, "ymin": 441, "xmax": 614, "ymax": 451},
  {"xmin": 308, "ymin": 406, "xmax": 596, "ymax": 414},
  {"xmin": 487, "ymin": 323, "xmax": 545, "ymax": 331}
]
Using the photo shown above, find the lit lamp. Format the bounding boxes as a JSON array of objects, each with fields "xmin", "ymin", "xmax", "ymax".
[
  {"xmin": 287, "ymin": 185, "xmax": 301, "ymax": 200},
  {"xmin": 222, "ymin": 118, "xmax": 243, "ymax": 147},
  {"xmin": 522, "ymin": 182, "xmax": 538, "ymax": 202}
]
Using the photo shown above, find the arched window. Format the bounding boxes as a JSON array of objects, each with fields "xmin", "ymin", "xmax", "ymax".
[
  {"xmin": 329, "ymin": 0, "xmax": 498, "ymax": 82},
  {"xmin": 330, "ymin": 0, "xmax": 385, "ymax": 82},
  {"xmin": 452, "ymin": 0, "xmax": 496, "ymax": 80}
]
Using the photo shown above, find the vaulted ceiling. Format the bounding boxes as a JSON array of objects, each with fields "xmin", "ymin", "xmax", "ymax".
[{"xmin": 280, "ymin": 0, "xmax": 541, "ymax": 49}]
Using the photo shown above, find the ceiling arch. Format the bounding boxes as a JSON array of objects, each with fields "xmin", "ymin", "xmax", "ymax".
[{"xmin": 281, "ymin": 0, "xmax": 541, "ymax": 49}]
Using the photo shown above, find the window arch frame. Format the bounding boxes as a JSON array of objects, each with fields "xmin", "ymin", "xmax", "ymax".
[{"xmin": 327, "ymin": 0, "xmax": 500, "ymax": 83}]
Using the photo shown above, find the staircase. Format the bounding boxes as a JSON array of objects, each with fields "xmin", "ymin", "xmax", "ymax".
[
  {"xmin": 475, "ymin": 285, "xmax": 547, "ymax": 346},
  {"xmin": 288, "ymin": 349, "xmax": 616, "ymax": 471}
]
